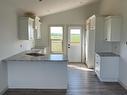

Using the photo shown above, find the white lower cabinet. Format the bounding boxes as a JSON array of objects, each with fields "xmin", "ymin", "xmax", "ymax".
[
  {"xmin": 7, "ymin": 61, "xmax": 67, "ymax": 89},
  {"xmin": 0, "ymin": 62, "xmax": 8, "ymax": 94},
  {"xmin": 95, "ymin": 53, "xmax": 119, "ymax": 82}
]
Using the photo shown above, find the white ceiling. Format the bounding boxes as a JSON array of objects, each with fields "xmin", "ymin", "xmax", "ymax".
[{"xmin": 8, "ymin": 0, "xmax": 99, "ymax": 16}]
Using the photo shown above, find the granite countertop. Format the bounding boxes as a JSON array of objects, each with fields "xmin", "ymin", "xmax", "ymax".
[
  {"xmin": 3, "ymin": 51, "xmax": 68, "ymax": 62},
  {"xmin": 96, "ymin": 52, "xmax": 120, "ymax": 57}
]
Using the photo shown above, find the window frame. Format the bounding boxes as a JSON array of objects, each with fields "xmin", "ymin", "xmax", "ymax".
[{"xmin": 49, "ymin": 25, "xmax": 65, "ymax": 54}]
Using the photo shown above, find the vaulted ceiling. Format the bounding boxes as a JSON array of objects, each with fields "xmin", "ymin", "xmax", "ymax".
[{"xmin": 8, "ymin": 0, "xmax": 99, "ymax": 16}]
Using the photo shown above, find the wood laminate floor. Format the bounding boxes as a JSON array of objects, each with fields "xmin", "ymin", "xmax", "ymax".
[{"xmin": 4, "ymin": 63, "xmax": 127, "ymax": 95}]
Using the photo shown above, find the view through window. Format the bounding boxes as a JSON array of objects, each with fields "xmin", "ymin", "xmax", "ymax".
[
  {"xmin": 70, "ymin": 29, "xmax": 81, "ymax": 45},
  {"xmin": 50, "ymin": 26, "xmax": 63, "ymax": 53}
]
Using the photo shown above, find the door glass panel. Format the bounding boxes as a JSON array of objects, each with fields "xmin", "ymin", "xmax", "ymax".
[
  {"xmin": 70, "ymin": 29, "xmax": 81, "ymax": 45},
  {"xmin": 50, "ymin": 26, "xmax": 63, "ymax": 53}
]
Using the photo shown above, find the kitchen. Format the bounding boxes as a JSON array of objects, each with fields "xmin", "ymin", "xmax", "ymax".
[
  {"xmin": 1, "ymin": 14, "xmax": 68, "ymax": 92},
  {"xmin": 0, "ymin": 0, "xmax": 127, "ymax": 95}
]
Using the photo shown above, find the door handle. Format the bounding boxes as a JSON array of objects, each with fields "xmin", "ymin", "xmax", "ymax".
[{"xmin": 68, "ymin": 44, "xmax": 70, "ymax": 48}]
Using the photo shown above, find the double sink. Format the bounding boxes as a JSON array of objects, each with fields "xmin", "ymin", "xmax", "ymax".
[{"xmin": 26, "ymin": 53, "xmax": 45, "ymax": 56}]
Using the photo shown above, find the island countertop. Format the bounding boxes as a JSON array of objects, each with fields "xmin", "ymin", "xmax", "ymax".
[
  {"xmin": 3, "ymin": 51, "xmax": 68, "ymax": 62},
  {"xmin": 96, "ymin": 52, "xmax": 120, "ymax": 57}
]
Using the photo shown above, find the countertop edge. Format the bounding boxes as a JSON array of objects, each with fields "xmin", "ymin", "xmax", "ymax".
[
  {"xmin": 96, "ymin": 52, "xmax": 120, "ymax": 57},
  {"xmin": 2, "ymin": 51, "xmax": 68, "ymax": 62}
]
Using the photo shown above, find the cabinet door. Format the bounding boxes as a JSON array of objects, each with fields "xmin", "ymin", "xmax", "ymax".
[
  {"xmin": 105, "ymin": 19, "xmax": 111, "ymax": 41},
  {"xmin": 86, "ymin": 17, "xmax": 96, "ymax": 68},
  {"xmin": 34, "ymin": 17, "xmax": 41, "ymax": 39},
  {"xmin": 28, "ymin": 19, "xmax": 34, "ymax": 40},
  {"xmin": 90, "ymin": 15, "xmax": 96, "ymax": 30},
  {"xmin": 101, "ymin": 57, "xmax": 119, "ymax": 81},
  {"xmin": 111, "ymin": 18, "xmax": 121, "ymax": 41},
  {"xmin": 36, "ymin": 22, "xmax": 41, "ymax": 39},
  {"xmin": 104, "ymin": 16, "xmax": 121, "ymax": 42},
  {"xmin": 0, "ymin": 62, "xmax": 7, "ymax": 93}
]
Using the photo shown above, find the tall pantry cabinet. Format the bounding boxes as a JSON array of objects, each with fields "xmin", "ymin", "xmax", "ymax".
[
  {"xmin": 85, "ymin": 15, "xmax": 107, "ymax": 68},
  {"xmin": 86, "ymin": 15, "xmax": 96, "ymax": 68}
]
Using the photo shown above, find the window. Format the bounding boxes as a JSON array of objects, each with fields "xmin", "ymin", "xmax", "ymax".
[{"xmin": 50, "ymin": 26, "xmax": 64, "ymax": 53}]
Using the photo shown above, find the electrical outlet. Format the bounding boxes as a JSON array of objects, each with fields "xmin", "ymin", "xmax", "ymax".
[
  {"xmin": 114, "ymin": 46, "xmax": 117, "ymax": 49},
  {"xmin": 126, "ymin": 42, "xmax": 127, "ymax": 45},
  {"xmin": 20, "ymin": 44, "xmax": 23, "ymax": 48}
]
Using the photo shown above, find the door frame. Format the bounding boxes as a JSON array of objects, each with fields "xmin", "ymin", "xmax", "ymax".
[
  {"xmin": 66, "ymin": 24, "xmax": 84, "ymax": 63},
  {"xmin": 48, "ymin": 24, "xmax": 65, "ymax": 54}
]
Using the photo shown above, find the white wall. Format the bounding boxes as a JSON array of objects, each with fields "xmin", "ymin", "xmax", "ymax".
[
  {"xmin": 0, "ymin": 1, "xmax": 34, "ymax": 94},
  {"xmin": 35, "ymin": 3, "xmax": 99, "ymax": 53},
  {"xmin": 119, "ymin": 0, "xmax": 127, "ymax": 89},
  {"xmin": 0, "ymin": 1, "xmax": 34, "ymax": 61},
  {"xmin": 99, "ymin": 0, "xmax": 127, "ymax": 89},
  {"xmin": 99, "ymin": 0, "xmax": 122, "ymax": 16}
]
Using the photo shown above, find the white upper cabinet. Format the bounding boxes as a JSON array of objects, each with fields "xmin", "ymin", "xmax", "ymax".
[
  {"xmin": 18, "ymin": 17, "xmax": 34, "ymax": 40},
  {"xmin": 104, "ymin": 16, "xmax": 121, "ymax": 42},
  {"xmin": 34, "ymin": 16, "xmax": 41, "ymax": 39}
]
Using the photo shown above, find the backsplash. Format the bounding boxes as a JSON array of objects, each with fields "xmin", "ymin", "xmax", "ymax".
[{"xmin": 112, "ymin": 42, "xmax": 120, "ymax": 55}]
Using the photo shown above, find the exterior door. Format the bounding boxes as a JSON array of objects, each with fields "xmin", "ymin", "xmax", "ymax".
[{"xmin": 68, "ymin": 26, "xmax": 82, "ymax": 62}]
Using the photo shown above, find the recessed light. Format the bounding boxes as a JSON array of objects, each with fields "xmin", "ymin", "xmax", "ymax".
[
  {"xmin": 80, "ymin": 1, "xmax": 83, "ymax": 4},
  {"xmin": 38, "ymin": 0, "xmax": 43, "ymax": 2}
]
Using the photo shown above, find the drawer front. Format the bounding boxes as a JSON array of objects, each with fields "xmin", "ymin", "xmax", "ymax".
[
  {"xmin": 95, "ymin": 53, "xmax": 101, "ymax": 76},
  {"xmin": 95, "ymin": 62, "xmax": 100, "ymax": 77},
  {"xmin": 96, "ymin": 54, "xmax": 100, "ymax": 61},
  {"xmin": 95, "ymin": 62, "xmax": 100, "ymax": 72},
  {"xmin": 95, "ymin": 54, "xmax": 101, "ymax": 64}
]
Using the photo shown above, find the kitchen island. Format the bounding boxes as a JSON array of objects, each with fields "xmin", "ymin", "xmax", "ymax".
[{"xmin": 3, "ymin": 51, "xmax": 68, "ymax": 90}]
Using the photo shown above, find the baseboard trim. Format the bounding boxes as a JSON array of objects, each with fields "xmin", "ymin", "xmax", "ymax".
[
  {"xmin": 119, "ymin": 81, "xmax": 127, "ymax": 90},
  {"xmin": 8, "ymin": 89, "xmax": 67, "ymax": 93},
  {"xmin": 0, "ymin": 87, "xmax": 8, "ymax": 95}
]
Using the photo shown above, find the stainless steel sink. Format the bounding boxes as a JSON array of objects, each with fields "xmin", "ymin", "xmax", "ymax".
[{"xmin": 26, "ymin": 53, "xmax": 45, "ymax": 56}]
